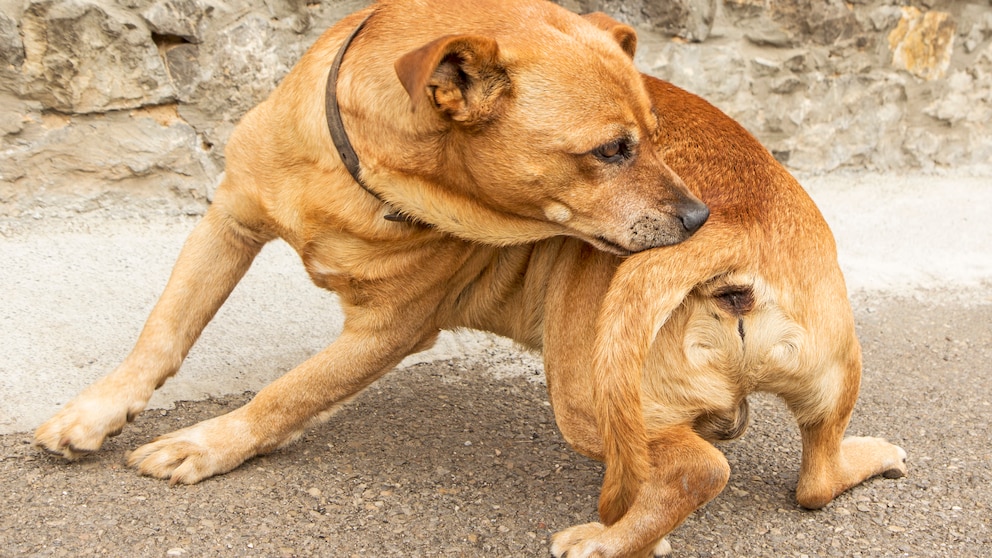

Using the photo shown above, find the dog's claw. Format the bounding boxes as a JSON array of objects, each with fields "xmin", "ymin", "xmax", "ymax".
[
  {"xmin": 34, "ymin": 411, "xmax": 112, "ymax": 460},
  {"xmin": 40, "ymin": 444, "xmax": 77, "ymax": 459},
  {"xmin": 37, "ymin": 438, "xmax": 97, "ymax": 460}
]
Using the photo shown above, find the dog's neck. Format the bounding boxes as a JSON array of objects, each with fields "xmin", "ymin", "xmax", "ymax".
[
  {"xmin": 325, "ymin": 13, "xmax": 417, "ymax": 225},
  {"xmin": 320, "ymin": 10, "xmax": 567, "ymax": 247}
]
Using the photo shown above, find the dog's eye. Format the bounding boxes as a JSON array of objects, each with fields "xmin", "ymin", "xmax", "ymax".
[{"xmin": 592, "ymin": 139, "xmax": 631, "ymax": 164}]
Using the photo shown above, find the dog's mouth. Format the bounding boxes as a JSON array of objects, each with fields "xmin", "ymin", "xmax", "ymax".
[
  {"xmin": 552, "ymin": 198, "xmax": 709, "ymax": 257},
  {"xmin": 591, "ymin": 235, "xmax": 634, "ymax": 257}
]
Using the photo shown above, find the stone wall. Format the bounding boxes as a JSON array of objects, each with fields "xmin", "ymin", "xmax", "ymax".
[
  {"xmin": 570, "ymin": 0, "xmax": 992, "ymax": 173},
  {"xmin": 1, "ymin": 0, "xmax": 989, "ymax": 217}
]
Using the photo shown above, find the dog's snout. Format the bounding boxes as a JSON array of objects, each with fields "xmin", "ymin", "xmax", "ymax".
[
  {"xmin": 620, "ymin": 198, "xmax": 708, "ymax": 253},
  {"xmin": 679, "ymin": 201, "xmax": 709, "ymax": 234}
]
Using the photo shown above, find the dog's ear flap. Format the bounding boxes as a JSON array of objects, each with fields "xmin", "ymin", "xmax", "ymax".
[
  {"xmin": 582, "ymin": 12, "xmax": 637, "ymax": 59},
  {"xmin": 394, "ymin": 34, "xmax": 510, "ymax": 124}
]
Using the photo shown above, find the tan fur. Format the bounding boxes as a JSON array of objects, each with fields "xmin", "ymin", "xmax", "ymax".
[{"xmin": 34, "ymin": 1, "xmax": 905, "ymax": 556}]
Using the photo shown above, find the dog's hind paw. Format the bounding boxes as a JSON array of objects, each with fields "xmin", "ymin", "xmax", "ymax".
[
  {"xmin": 798, "ymin": 436, "xmax": 908, "ymax": 509},
  {"xmin": 652, "ymin": 537, "xmax": 673, "ymax": 556},
  {"xmin": 843, "ymin": 436, "xmax": 908, "ymax": 480},
  {"xmin": 550, "ymin": 522, "xmax": 670, "ymax": 558},
  {"xmin": 880, "ymin": 442, "xmax": 908, "ymax": 479},
  {"xmin": 550, "ymin": 522, "xmax": 606, "ymax": 558}
]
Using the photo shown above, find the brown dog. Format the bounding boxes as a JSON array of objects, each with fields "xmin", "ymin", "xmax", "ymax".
[{"xmin": 35, "ymin": 0, "xmax": 905, "ymax": 556}]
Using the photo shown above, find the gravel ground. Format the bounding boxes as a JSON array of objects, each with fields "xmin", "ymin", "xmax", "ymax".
[{"xmin": 2, "ymin": 292, "xmax": 990, "ymax": 557}]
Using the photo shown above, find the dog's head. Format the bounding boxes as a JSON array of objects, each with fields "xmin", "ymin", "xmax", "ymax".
[{"xmin": 384, "ymin": 4, "xmax": 707, "ymax": 254}]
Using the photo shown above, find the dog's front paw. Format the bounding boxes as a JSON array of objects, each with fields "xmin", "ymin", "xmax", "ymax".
[
  {"xmin": 34, "ymin": 384, "xmax": 145, "ymax": 459},
  {"xmin": 127, "ymin": 415, "xmax": 256, "ymax": 485}
]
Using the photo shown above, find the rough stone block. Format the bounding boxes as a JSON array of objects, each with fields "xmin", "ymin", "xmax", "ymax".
[
  {"xmin": 0, "ymin": 107, "xmax": 217, "ymax": 215},
  {"xmin": 19, "ymin": 0, "xmax": 175, "ymax": 113},
  {"xmin": 744, "ymin": 16, "xmax": 796, "ymax": 47},
  {"xmin": 0, "ymin": 7, "xmax": 23, "ymax": 68},
  {"xmin": 577, "ymin": 0, "xmax": 716, "ymax": 42},
  {"xmin": 140, "ymin": 0, "xmax": 206, "ymax": 43},
  {"xmin": 643, "ymin": 0, "xmax": 716, "ymax": 42},
  {"xmin": 888, "ymin": 6, "xmax": 956, "ymax": 81}
]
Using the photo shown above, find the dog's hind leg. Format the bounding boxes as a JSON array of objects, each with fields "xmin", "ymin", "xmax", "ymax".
[
  {"xmin": 34, "ymin": 196, "xmax": 269, "ymax": 459},
  {"xmin": 551, "ymin": 425, "xmax": 729, "ymax": 558},
  {"xmin": 786, "ymin": 335, "xmax": 908, "ymax": 509}
]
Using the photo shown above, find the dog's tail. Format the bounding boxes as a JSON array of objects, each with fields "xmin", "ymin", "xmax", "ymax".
[{"xmin": 593, "ymin": 230, "xmax": 744, "ymax": 525}]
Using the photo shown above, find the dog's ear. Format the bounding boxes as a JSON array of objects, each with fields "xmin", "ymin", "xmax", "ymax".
[
  {"xmin": 394, "ymin": 34, "xmax": 510, "ymax": 124},
  {"xmin": 582, "ymin": 12, "xmax": 637, "ymax": 59}
]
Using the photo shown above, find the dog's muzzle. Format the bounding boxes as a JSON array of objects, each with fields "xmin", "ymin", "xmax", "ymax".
[{"xmin": 626, "ymin": 199, "xmax": 709, "ymax": 252}]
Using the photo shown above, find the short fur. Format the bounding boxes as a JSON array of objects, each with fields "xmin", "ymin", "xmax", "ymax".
[{"xmin": 35, "ymin": 1, "xmax": 906, "ymax": 556}]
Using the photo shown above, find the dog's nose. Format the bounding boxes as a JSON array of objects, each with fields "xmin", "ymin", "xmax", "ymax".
[{"xmin": 679, "ymin": 201, "xmax": 710, "ymax": 234}]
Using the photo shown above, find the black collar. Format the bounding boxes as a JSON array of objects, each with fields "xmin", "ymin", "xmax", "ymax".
[{"xmin": 324, "ymin": 13, "xmax": 415, "ymax": 224}]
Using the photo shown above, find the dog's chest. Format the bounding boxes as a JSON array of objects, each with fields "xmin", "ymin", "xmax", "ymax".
[
  {"xmin": 295, "ymin": 231, "xmax": 461, "ymax": 302},
  {"xmin": 297, "ymin": 235, "xmax": 372, "ymax": 293},
  {"xmin": 303, "ymin": 256, "xmax": 353, "ymax": 292}
]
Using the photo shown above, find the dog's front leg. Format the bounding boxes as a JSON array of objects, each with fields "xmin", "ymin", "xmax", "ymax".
[
  {"xmin": 126, "ymin": 307, "xmax": 437, "ymax": 485},
  {"xmin": 34, "ymin": 206, "xmax": 267, "ymax": 459}
]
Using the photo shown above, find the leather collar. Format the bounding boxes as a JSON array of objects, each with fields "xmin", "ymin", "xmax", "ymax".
[{"xmin": 325, "ymin": 13, "xmax": 415, "ymax": 224}]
